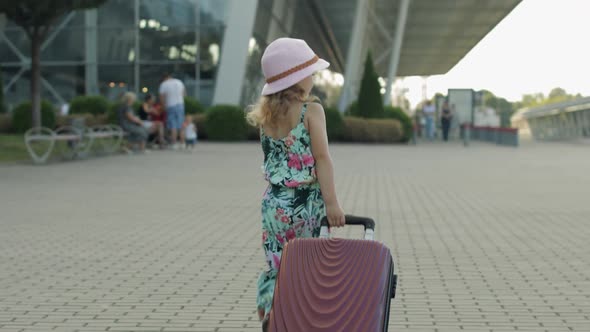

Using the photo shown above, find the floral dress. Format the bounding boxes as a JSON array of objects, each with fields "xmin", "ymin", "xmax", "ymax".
[{"xmin": 256, "ymin": 104, "xmax": 325, "ymax": 316}]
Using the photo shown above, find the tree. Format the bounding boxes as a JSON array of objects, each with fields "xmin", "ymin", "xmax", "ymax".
[
  {"xmin": 479, "ymin": 89, "xmax": 514, "ymax": 127},
  {"xmin": 548, "ymin": 87, "xmax": 567, "ymax": 100},
  {"xmin": 516, "ymin": 88, "xmax": 585, "ymax": 109},
  {"xmin": 0, "ymin": 0, "xmax": 107, "ymax": 127},
  {"xmin": 355, "ymin": 52, "xmax": 384, "ymax": 119}
]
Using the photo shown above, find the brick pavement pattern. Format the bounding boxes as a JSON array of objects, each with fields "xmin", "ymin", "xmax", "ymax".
[{"xmin": 0, "ymin": 142, "xmax": 589, "ymax": 332}]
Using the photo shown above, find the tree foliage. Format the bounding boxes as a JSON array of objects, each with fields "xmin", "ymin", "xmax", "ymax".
[
  {"xmin": 354, "ymin": 52, "xmax": 384, "ymax": 119},
  {"xmin": 0, "ymin": 1, "xmax": 107, "ymax": 127},
  {"xmin": 0, "ymin": 67, "xmax": 5, "ymax": 113},
  {"xmin": 513, "ymin": 87, "xmax": 584, "ymax": 110}
]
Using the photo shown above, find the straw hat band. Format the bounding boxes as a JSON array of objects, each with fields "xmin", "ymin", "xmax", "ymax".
[{"xmin": 265, "ymin": 55, "xmax": 319, "ymax": 84}]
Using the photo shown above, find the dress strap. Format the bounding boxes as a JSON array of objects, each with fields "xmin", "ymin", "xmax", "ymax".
[{"xmin": 299, "ymin": 104, "xmax": 308, "ymax": 123}]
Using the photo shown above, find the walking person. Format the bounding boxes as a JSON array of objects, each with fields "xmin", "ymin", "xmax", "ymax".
[
  {"xmin": 422, "ymin": 100, "xmax": 436, "ymax": 141},
  {"xmin": 422, "ymin": 100, "xmax": 436, "ymax": 140},
  {"xmin": 441, "ymin": 101, "xmax": 453, "ymax": 141},
  {"xmin": 246, "ymin": 38, "xmax": 345, "ymax": 329},
  {"xmin": 159, "ymin": 73, "xmax": 186, "ymax": 149}
]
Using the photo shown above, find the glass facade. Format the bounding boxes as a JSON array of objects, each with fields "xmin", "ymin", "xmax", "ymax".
[{"xmin": 0, "ymin": 0, "xmax": 229, "ymax": 108}]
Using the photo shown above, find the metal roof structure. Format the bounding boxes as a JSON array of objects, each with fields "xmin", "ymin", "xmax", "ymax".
[{"xmin": 314, "ymin": 0, "xmax": 522, "ymax": 77}]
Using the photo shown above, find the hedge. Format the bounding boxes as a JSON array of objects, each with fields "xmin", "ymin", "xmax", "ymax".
[
  {"xmin": 69, "ymin": 96, "xmax": 110, "ymax": 115},
  {"xmin": 56, "ymin": 113, "xmax": 109, "ymax": 128},
  {"xmin": 192, "ymin": 113, "xmax": 207, "ymax": 140},
  {"xmin": 0, "ymin": 68, "xmax": 5, "ymax": 114},
  {"xmin": 12, "ymin": 100, "xmax": 56, "ymax": 133},
  {"xmin": 324, "ymin": 107, "xmax": 344, "ymax": 141},
  {"xmin": 340, "ymin": 117, "xmax": 402, "ymax": 143},
  {"xmin": 0, "ymin": 113, "xmax": 11, "ymax": 133},
  {"xmin": 383, "ymin": 106, "xmax": 412, "ymax": 142},
  {"xmin": 205, "ymin": 104, "xmax": 248, "ymax": 141},
  {"xmin": 184, "ymin": 96, "xmax": 205, "ymax": 114}
]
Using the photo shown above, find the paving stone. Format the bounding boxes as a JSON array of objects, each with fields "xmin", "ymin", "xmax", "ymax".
[{"xmin": 0, "ymin": 142, "xmax": 589, "ymax": 331}]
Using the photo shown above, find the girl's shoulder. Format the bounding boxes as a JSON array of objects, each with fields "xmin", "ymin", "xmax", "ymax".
[
  {"xmin": 302, "ymin": 102, "xmax": 326, "ymax": 132},
  {"xmin": 304, "ymin": 102, "xmax": 325, "ymax": 120}
]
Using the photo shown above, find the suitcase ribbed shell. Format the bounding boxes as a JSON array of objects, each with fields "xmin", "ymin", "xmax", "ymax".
[{"xmin": 268, "ymin": 237, "xmax": 394, "ymax": 332}]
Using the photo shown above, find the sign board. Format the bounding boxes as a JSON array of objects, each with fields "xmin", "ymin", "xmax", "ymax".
[{"xmin": 448, "ymin": 89, "xmax": 474, "ymax": 124}]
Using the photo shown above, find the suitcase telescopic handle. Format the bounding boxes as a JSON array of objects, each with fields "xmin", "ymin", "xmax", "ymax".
[{"xmin": 319, "ymin": 215, "xmax": 375, "ymax": 240}]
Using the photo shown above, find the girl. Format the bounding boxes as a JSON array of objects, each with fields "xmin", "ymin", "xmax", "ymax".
[{"xmin": 246, "ymin": 38, "xmax": 346, "ymax": 326}]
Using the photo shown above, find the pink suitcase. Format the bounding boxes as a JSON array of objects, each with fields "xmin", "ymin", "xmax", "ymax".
[{"xmin": 266, "ymin": 216, "xmax": 397, "ymax": 331}]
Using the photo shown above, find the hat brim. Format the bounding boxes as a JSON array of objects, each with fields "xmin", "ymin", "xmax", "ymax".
[{"xmin": 261, "ymin": 58, "xmax": 330, "ymax": 96}]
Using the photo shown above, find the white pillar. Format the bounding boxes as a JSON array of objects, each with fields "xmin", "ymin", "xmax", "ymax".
[
  {"xmin": 384, "ymin": 0, "xmax": 410, "ymax": 105},
  {"xmin": 85, "ymin": 10, "xmax": 99, "ymax": 95},
  {"xmin": 212, "ymin": 0, "xmax": 258, "ymax": 105},
  {"xmin": 338, "ymin": 0, "xmax": 368, "ymax": 113}
]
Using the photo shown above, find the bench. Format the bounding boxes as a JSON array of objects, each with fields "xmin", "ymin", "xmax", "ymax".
[{"xmin": 24, "ymin": 122, "xmax": 124, "ymax": 164}]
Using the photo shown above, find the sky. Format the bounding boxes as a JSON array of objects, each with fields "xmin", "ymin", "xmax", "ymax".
[{"xmin": 399, "ymin": 0, "xmax": 590, "ymax": 107}]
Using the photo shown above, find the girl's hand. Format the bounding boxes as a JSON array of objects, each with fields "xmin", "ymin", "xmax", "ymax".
[{"xmin": 326, "ymin": 202, "xmax": 345, "ymax": 228}]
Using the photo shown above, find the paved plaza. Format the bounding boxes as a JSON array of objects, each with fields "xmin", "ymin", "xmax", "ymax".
[{"xmin": 0, "ymin": 141, "xmax": 589, "ymax": 332}]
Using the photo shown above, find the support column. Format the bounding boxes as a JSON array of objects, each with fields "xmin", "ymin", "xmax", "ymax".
[
  {"xmin": 134, "ymin": 0, "xmax": 140, "ymax": 95},
  {"xmin": 85, "ymin": 10, "xmax": 99, "ymax": 95},
  {"xmin": 383, "ymin": 0, "xmax": 410, "ymax": 105},
  {"xmin": 338, "ymin": 0, "xmax": 368, "ymax": 113},
  {"xmin": 267, "ymin": 0, "xmax": 288, "ymax": 42},
  {"xmin": 212, "ymin": 0, "xmax": 258, "ymax": 105},
  {"xmin": 194, "ymin": 1, "xmax": 200, "ymax": 99}
]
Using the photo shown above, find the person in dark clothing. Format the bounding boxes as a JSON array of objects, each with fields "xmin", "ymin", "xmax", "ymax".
[
  {"xmin": 441, "ymin": 101, "xmax": 453, "ymax": 141},
  {"xmin": 138, "ymin": 94, "xmax": 165, "ymax": 146}
]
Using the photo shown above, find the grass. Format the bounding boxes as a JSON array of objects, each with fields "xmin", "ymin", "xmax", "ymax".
[{"xmin": 0, "ymin": 134, "xmax": 29, "ymax": 163}]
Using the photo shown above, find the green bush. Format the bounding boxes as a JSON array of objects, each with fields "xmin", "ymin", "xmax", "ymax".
[
  {"xmin": 355, "ymin": 52, "xmax": 384, "ymax": 119},
  {"xmin": 384, "ymin": 106, "xmax": 412, "ymax": 142},
  {"xmin": 12, "ymin": 100, "xmax": 56, "ymax": 133},
  {"xmin": 247, "ymin": 123, "xmax": 260, "ymax": 141},
  {"xmin": 345, "ymin": 101, "xmax": 358, "ymax": 116},
  {"xmin": 184, "ymin": 96, "xmax": 205, "ymax": 114},
  {"xmin": 324, "ymin": 107, "xmax": 344, "ymax": 141},
  {"xmin": 193, "ymin": 113, "xmax": 208, "ymax": 140},
  {"xmin": 206, "ymin": 104, "xmax": 248, "ymax": 141},
  {"xmin": 56, "ymin": 113, "xmax": 108, "ymax": 128},
  {"xmin": 69, "ymin": 95, "xmax": 109, "ymax": 115},
  {"xmin": 107, "ymin": 100, "xmax": 141, "ymax": 124},
  {"xmin": 340, "ymin": 117, "xmax": 402, "ymax": 143},
  {"xmin": 0, "ymin": 113, "xmax": 12, "ymax": 133},
  {"xmin": 107, "ymin": 102, "xmax": 122, "ymax": 124},
  {"xmin": 0, "ymin": 68, "xmax": 5, "ymax": 114}
]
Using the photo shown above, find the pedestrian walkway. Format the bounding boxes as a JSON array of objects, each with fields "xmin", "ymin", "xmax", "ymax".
[{"xmin": 0, "ymin": 142, "xmax": 589, "ymax": 332}]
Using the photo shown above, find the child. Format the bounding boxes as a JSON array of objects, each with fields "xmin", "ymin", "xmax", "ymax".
[
  {"xmin": 183, "ymin": 115, "xmax": 197, "ymax": 149},
  {"xmin": 246, "ymin": 38, "xmax": 345, "ymax": 327}
]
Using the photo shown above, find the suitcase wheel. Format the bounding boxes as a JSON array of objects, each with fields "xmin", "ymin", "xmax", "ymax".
[{"xmin": 391, "ymin": 274, "xmax": 397, "ymax": 299}]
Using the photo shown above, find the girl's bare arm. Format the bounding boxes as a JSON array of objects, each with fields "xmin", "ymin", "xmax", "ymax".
[{"xmin": 306, "ymin": 103, "xmax": 345, "ymax": 227}]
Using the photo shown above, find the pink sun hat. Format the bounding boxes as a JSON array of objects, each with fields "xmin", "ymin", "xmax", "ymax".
[{"xmin": 261, "ymin": 38, "xmax": 330, "ymax": 96}]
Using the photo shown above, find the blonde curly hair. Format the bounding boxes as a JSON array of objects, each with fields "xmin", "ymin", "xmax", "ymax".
[{"xmin": 246, "ymin": 84, "xmax": 318, "ymax": 128}]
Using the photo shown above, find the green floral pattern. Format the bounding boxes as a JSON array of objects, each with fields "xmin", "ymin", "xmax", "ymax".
[{"xmin": 256, "ymin": 104, "xmax": 326, "ymax": 317}]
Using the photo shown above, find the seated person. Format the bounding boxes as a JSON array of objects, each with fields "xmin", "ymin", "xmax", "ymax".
[
  {"xmin": 138, "ymin": 94, "xmax": 165, "ymax": 147},
  {"xmin": 118, "ymin": 92, "xmax": 149, "ymax": 153},
  {"xmin": 150, "ymin": 102, "xmax": 166, "ymax": 123}
]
